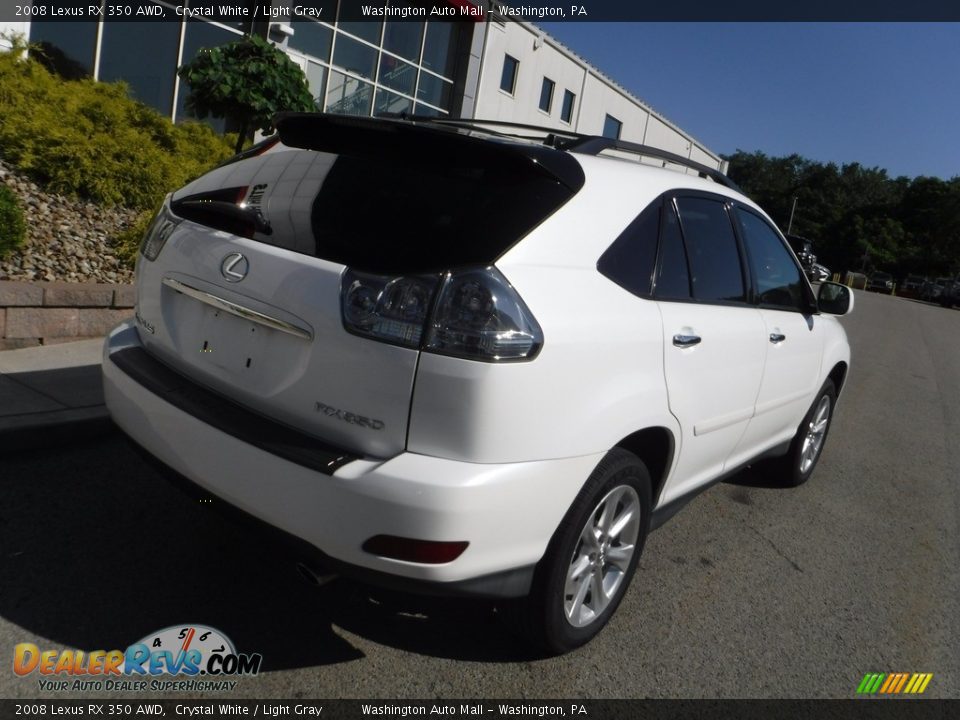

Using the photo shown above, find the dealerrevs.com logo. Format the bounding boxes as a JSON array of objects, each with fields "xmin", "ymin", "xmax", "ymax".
[{"xmin": 13, "ymin": 624, "xmax": 262, "ymax": 692}]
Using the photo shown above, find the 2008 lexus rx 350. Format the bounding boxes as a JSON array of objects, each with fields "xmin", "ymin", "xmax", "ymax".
[{"xmin": 104, "ymin": 114, "xmax": 853, "ymax": 653}]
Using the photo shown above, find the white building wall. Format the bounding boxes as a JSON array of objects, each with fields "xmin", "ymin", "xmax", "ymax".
[{"xmin": 474, "ymin": 19, "xmax": 723, "ymax": 171}]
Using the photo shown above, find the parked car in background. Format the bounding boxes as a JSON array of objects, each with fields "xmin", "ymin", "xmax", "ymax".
[
  {"xmin": 811, "ymin": 263, "xmax": 831, "ymax": 282},
  {"xmin": 920, "ymin": 277, "xmax": 951, "ymax": 302},
  {"xmin": 940, "ymin": 276, "xmax": 960, "ymax": 308},
  {"xmin": 102, "ymin": 114, "xmax": 855, "ymax": 654},
  {"xmin": 866, "ymin": 271, "xmax": 894, "ymax": 294},
  {"xmin": 786, "ymin": 234, "xmax": 818, "ymax": 281},
  {"xmin": 899, "ymin": 274, "xmax": 925, "ymax": 299}
]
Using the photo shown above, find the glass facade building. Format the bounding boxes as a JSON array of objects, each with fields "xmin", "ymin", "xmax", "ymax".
[
  {"xmin": 287, "ymin": 11, "xmax": 465, "ymax": 118},
  {"xmin": 27, "ymin": 1, "xmax": 468, "ymax": 126}
]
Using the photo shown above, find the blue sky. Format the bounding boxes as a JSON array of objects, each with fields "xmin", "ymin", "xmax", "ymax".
[{"xmin": 537, "ymin": 23, "xmax": 960, "ymax": 180}]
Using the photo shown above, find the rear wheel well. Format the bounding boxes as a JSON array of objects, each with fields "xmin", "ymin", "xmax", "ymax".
[
  {"xmin": 828, "ymin": 362, "xmax": 848, "ymax": 395},
  {"xmin": 615, "ymin": 427, "xmax": 673, "ymax": 507}
]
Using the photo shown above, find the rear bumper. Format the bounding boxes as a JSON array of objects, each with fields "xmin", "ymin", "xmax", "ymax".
[{"xmin": 103, "ymin": 321, "xmax": 602, "ymax": 598}]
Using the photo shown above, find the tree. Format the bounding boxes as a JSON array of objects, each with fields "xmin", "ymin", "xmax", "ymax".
[{"xmin": 178, "ymin": 34, "xmax": 316, "ymax": 154}]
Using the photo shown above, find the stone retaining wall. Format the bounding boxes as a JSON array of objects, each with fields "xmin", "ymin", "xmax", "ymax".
[{"xmin": 0, "ymin": 281, "xmax": 133, "ymax": 349}]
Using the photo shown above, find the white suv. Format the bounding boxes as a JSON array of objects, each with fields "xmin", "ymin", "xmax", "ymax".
[{"xmin": 103, "ymin": 114, "xmax": 853, "ymax": 653}]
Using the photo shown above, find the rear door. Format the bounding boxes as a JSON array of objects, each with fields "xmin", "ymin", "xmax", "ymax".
[{"xmin": 654, "ymin": 195, "xmax": 766, "ymax": 503}]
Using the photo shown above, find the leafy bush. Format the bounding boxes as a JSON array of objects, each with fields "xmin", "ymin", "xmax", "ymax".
[
  {"xmin": 179, "ymin": 34, "xmax": 316, "ymax": 154},
  {"xmin": 0, "ymin": 185, "xmax": 27, "ymax": 258},
  {"xmin": 0, "ymin": 38, "xmax": 234, "ymax": 210},
  {"xmin": 114, "ymin": 207, "xmax": 156, "ymax": 266}
]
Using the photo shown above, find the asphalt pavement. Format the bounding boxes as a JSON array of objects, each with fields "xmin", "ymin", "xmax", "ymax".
[{"xmin": 0, "ymin": 291, "xmax": 958, "ymax": 699}]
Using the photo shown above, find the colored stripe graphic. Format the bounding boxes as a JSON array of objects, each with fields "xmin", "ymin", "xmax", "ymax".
[{"xmin": 857, "ymin": 672, "xmax": 933, "ymax": 694}]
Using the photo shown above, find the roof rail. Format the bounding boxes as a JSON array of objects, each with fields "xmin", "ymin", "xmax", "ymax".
[
  {"xmin": 561, "ymin": 136, "xmax": 739, "ymax": 191},
  {"xmin": 425, "ymin": 118, "xmax": 736, "ymax": 190}
]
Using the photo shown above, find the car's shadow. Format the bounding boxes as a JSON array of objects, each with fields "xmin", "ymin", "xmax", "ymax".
[
  {"xmin": 0, "ymin": 433, "xmax": 536, "ymax": 668},
  {"xmin": 722, "ymin": 461, "xmax": 791, "ymax": 490}
]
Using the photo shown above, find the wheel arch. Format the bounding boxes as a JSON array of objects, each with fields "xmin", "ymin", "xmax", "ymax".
[
  {"xmin": 827, "ymin": 361, "xmax": 848, "ymax": 396},
  {"xmin": 614, "ymin": 426, "xmax": 674, "ymax": 508}
]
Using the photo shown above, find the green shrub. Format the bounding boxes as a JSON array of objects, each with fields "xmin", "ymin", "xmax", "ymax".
[
  {"xmin": 0, "ymin": 42, "xmax": 234, "ymax": 211},
  {"xmin": 0, "ymin": 184, "xmax": 27, "ymax": 258},
  {"xmin": 114, "ymin": 207, "xmax": 156, "ymax": 266}
]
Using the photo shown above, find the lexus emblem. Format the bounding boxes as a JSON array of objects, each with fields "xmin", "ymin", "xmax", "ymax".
[{"xmin": 221, "ymin": 253, "xmax": 249, "ymax": 282}]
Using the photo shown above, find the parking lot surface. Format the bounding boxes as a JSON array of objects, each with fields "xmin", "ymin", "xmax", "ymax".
[{"xmin": 1, "ymin": 290, "xmax": 958, "ymax": 699}]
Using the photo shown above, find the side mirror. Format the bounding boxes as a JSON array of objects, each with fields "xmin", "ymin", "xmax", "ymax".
[{"xmin": 818, "ymin": 282, "xmax": 854, "ymax": 315}]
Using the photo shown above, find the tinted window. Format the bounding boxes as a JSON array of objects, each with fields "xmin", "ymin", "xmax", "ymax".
[
  {"xmin": 99, "ymin": 21, "xmax": 180, "ymax": 115},
  {"xmin": 736, "ymin": 209, "xmax": 806, "ymax": 311},
  {"xmin": 655, "ymin": 202, "xmax": 692, "ymax": 300},
  {"xmin": 29, "ymin": 22, "xmax": 96, "ymax": 78},
  {"xmin": 379, "ymin": 55, "xmax": 416, "ymax": 96},
  {"xmin": 383, "ymin": 17, "xmax": 424, "ymax": 62},
  {"xmin": 305, "ymin": 62, "xmax": 328, "ymax": 105},
  {"xmin": 539, "ymin": 78, "xmax": 555, "ymax": 113},
  {"xmin": 309, "ymin": 151, "xmax": 579, "ymax": 273},
  {"xmin": 374, "ymin": 89, "xmax": 412, "ymax": 116},
  {"xmin": 561, "ymin": 90, "xmax": 576, "ymax": 123},
  {"xmin": 289, "ymin": 19, "xmax": 333, "ymax": 61},
  {"xmin": 597, "ymin": 201, "xmax": 660, "ymax": 297},
  {"xmin": 603, "ymin": 114, "xmax": 622, "ymax": 140},
  {"xmin": 417, "ymin": 72, "xmax": 452, "ymax": 110},
  {"xmin": 325, "ymin": 71, "xmax": 373, "ymax": 116},
  {"xmin": 338, "ymin": 21, "xmax": 382, "ymax": 45},
  {"xmin": 422, "ymin": 22, "xmax": 456, "ymax": 77},
  {"xmin": 676, "ymin": 197, "xmax": 745, "ymax": 303},
  {"xmin": 332, "ymin": 34, "xmax": 378, "ymax": 81},
  {"xmin": 500, "ymin": 54, "xmax": 518, "ymax": 93}
]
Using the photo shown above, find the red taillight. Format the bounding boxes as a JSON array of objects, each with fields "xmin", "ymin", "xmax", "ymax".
[
  {"xmin": 340, "ymin": 266, "xmax": 543, "ymax": 361},
  {"xmin": 362, "ymin": 535, "xmax": 469, "ymax": 564}
]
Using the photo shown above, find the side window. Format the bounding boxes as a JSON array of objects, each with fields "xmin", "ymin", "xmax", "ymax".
[
  {"xmin": 655, "ymin": 201, "xmax": 692, "ymax": 300},
  {"xmin": 675, "ymin": 197, "xmax": 746, "ymax": 303},
  {"xmin": 736, "ymin": 208, "xmax": 807, "ymax": 311},
  {"xmin": 597, "ymin": 200, "xmax": 660, "ymax": 297}
]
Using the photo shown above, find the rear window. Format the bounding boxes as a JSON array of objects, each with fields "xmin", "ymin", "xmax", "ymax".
[{"xmin": 309, "ymin": 151, "xmax": 577, "ymax": 274}]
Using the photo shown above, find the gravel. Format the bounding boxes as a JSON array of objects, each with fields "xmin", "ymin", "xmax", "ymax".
[{"xmin": 0, "ymin": 159, "xmax": 139, "ymax": 284}]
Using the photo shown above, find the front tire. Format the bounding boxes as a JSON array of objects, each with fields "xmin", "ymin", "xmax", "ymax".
[
  {"xmin": 769, "ymin": 380, "xmax": 837, "ymax": 487},
  {"xmin": 508, "ymin": 448, "xmax": 652, "ymax": 654}
]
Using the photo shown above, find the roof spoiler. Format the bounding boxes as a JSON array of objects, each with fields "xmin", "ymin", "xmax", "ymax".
[{"xmin": 273, "ymin": 113, "xmax": 586, "ymax": 192}]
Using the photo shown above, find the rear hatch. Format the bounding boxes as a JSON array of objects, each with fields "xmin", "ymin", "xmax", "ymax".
[{"xmin": 133, "ymin": 114, "xmax": 584, "ymax": 459}]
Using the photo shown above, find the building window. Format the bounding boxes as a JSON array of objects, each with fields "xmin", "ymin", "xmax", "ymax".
[
  {"xmin": 289, "ymin": 18, "xmax": 333, "ymax": 62},
  {"xmin": 332, "ymin": 34, "xmax": 379, "ymax": 81},
  {"xmin": 29, "ymin": 22, "xmax": 97, "ymax": 79},
  {"xmin": 561, "ymin": 89, "xmax": 576, "ymax": 124},
  {"xmin": 500, "ymin": 54, "xmax": 518, "ymax": 94},
  {"xmin": 539, "ymin": 77, "xmax": 555, "ymax": 113},
  {"xmin": 326, "ymin": 70, "xmax": 374, "ymax": 116},
  {"xmin": 384, "ymin": 17, "xmax": 424, "ymax": 62},
  {"xmin": 417, "ymin": 72, "xmax": 453, "ymax": 111},
  {"xmin": 422, "ymin": 22, "xmax": 456, "ymax": 77},
  {"xmin": 603, "ymin": 114, "xmax": 622, "ymax": 140},
  {"xmin": 99, "ymin": 21, "xmax": 180, "ymax": 116}
]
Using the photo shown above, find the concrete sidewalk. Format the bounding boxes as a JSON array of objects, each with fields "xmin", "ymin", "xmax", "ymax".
[{"xmin": 0, "ymin": 338, "xmax": 113, "ymax": 453}]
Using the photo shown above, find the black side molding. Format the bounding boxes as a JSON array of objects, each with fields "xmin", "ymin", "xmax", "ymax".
[
  {"xmin": 109, "ymin": 346, "xmax": 357, "ymax": 475},
  {"xmin": 649, "ymin": 439, "xmax": 792, "ymax": 531}
]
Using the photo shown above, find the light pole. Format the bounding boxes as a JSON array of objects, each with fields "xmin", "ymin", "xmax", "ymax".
[{"xmin": 787, "ymin": 196, "xmax": 798, "ymax": 235}]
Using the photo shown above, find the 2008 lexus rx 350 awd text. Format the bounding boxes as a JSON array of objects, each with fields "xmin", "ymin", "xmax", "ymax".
[{"xmin": 103, "ymin": 114, "xmax": 853, "ymax": 653}]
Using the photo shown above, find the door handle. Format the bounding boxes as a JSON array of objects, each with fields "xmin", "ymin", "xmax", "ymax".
[
  {"xmin": 769, "ymin": 333, "xmax": 786, "ymax": 343},
  {"xmin": 673, "ymin": 334, "xmax": 702, "ymax": 348}
]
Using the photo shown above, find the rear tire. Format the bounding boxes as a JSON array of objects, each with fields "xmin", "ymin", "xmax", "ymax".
[
  {"xmin": 768, "ymin": 380, "xmax": 836, "ymax": 487},
  {"xmin": 504, "ymin": 448, "xmax": 652, "ymax": 654}
]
